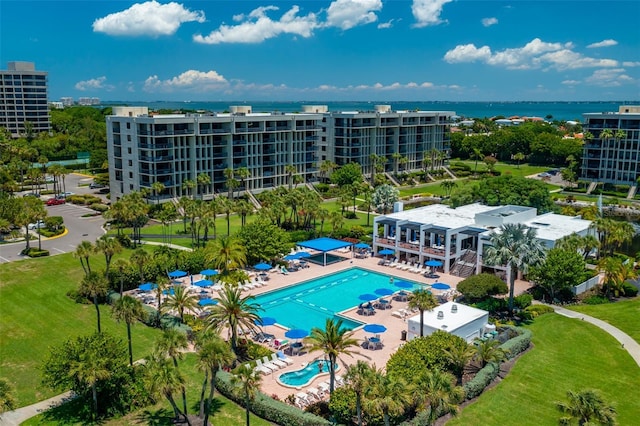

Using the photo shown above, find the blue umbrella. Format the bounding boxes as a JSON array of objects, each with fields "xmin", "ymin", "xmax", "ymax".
[
  {"xmin": 168, "ymin": 270, "xmax": 187, "ymax": 278},
  {"xmin": 200, "ymin": 269, "xmax": 218, "ymax": 276},
  {"xmin": 285, "ymin": 329, "xmax": 309, "ymax": 339},
  {"xmin": 254, "ymin": 262, "xmax": 271, "ymax": 271},
  {"xmin": 358, "ymin": 293, "xmax": 379, "ymax": 302},
  {"xmin": 194, "ymin": 279, "xmax": 213, "ymax": 288},
  {"xmin": 297, "ymin": 251, "xmax": 311, "ymax": 258},
  {"xmin": 284, "ymin": 253, "xmax": 299, "ymax": 261},
  {"xmin": 425, "ymin": 260, "xmax": 443, "ymax": 267},
  {"xmin": 394, "ymin": 280, "xmax": 413, "ymax": 289},
  {"xmin": 375, "ymin": 288, "xmax": 394, "ymax": 296},
  {"xmin": 255, "ymin": 316, "xmax": 277, "ymax": 326},
  {"xmin": 355, "ymin": 242, "xmax": 370, "ymax": 249},
  {"xmin": 163, "ymin": 288, "xmax": 175, "ymax": 296},
  {"xmin": 379, "ymin": 249, "xmax": 395, "ymax": 255},
  {"xmin": 198, "ymin": 298, "xmax": 218, "ymax": 306},
  {"xmin": 431, "ymin": 282, "xmax": 451, "ymax": 290},
  {"xmin": 138, "ymin": 282, "xmax": 157, "ymax": 292},
  {"xmin": 363, "ymin": 324, "xmax": 387, "ymax": 334}
]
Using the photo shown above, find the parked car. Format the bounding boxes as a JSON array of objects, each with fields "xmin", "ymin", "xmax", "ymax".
[
  {"xmin": 23, "ymin": 192, "xmax": 40, "ymax": 198},
  {"xmin": 28, "ymin": 220, "xmax": 46, "ymax": 230},
  {"xmin": 56, "ymin": 192, "xmax": 75, "ymax": 199},
  {"xmin": 89, "ymin": 182, "xmax": 105, "ymax": 189},
  {"xmin": 46, "ymin": 198, "xmax": 66, "ymax": 206}
]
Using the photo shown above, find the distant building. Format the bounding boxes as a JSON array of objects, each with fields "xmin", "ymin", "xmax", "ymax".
[
  {"xmin": 78, "ymin": 97, "xmax": 100, "ymax": 106},
  {"xmin": 105, "ymin": 105, "xmax": 454, "ymax": 201},
  {"xmin": 0, "ymin": 61, "xmax": 51, "ymax": 138},
  {"xmin": 60, "ymin": 97, "xmax": 75, "ymax": 107},
  {"xmin": 581, "ymin": 105, "xmax": 640, "ymax": 186},
  {"xmin": 49, "ymin": 101, "xmax": 64, "ymax": 110}
]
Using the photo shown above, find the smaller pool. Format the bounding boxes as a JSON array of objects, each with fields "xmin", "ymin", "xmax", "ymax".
[{"xmin": 277, "ymin": 360, "xmax": 339, "ymax": 389}]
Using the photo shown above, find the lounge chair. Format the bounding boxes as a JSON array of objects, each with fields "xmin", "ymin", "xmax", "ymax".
[
  {"xmin": 256, "ymin": 359, "xmax": 275, "ymax": 373},
  {"xmin": 270, "ymin": 353, "xmax": 288, "ymax": 368},
  {"xmin": 262, "ymin": 356, "xmax": 281, "ymax": 371},
  {"xmin": 251, "ymin": 362, "xmax": 271, "ymax": 376},
  {"xmin": 276, "ymin": 350, "xmax": 294, "ymax": 365},
  {"xmin": 412, "ymin": 264, "xmax": 423, "ymax": 274}
]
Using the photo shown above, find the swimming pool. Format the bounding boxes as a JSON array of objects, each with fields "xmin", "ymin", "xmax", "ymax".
[
  {"xmin": 277, "ymin": 360, "xmax": 338, "ymax": 388},
  {"xmin": 253, "ymin": 267, "xmax": 423, "ymax": 331}
]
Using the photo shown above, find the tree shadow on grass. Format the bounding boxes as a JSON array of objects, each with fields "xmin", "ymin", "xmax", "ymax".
[
  {"xmin": 38, "ymin": 397, "xmax": 105, "ymax": 425},
  {"xmin": 135, "ymin": 398, "xmax": 226, "ymax": 426}
]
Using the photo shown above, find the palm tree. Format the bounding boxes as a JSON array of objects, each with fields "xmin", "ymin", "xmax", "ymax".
[
  {"xmin": 145, "ymin": 352, "xmax": 189, "ymax": 424},
  {"xmin": 182, "ymin": 178, "xmax": 196, "ymax": 200},
  {"xmin": 408, "ymin": 289, "xmax": 438, "ymax": 337},
  {"xmin": 223, "ymin": 168, "xmax": 236, "ymax": 199},
  {"xmin": 206, "ymin": 235, "xmax": 247, "ymax": 275},
  {"xmin": 443, "ymin": 340, "xmax": 476, "ymax": 385},
  {"xmin": 195, "ymin": 331, "xmax": 235, "ymax": 424},
  {"xmin": 0, "ymin": 378, "xmax": 17, "ymax": 413},
  {"xmin": 79, "ymin": 272, "xmax": 108, "ymax": 333},
  {"xmin": 163, "ymin": 285, "xmax": 199, "ymax": 323},
  {"xmin": 217, "ymin": 196, "xmax": 234, "ymax": 236},
  {"xmin": 317, "ymin": 207, "xmax": 330, "ymax": 236},
  {"xmin": 197, "ymin": 172, "xmax": 212, "ymax": 200},
  {"xmin": 231, "ymin": 364, "xmax": 262, "ymax": 426},
  {"xmin": 151, "ymin": 181, "xmax": 165, "ymax": 204},
  {"xmin": 556, "ymin": 389, "xmax": 616, "ymax": 426},
  {"xmin": 471, "ymin": 147, "xmax": 483, "ymax": 174},
  {"xmin": 285, "ymin": 164, "xmax": 296, "ymax": 190},
  {"xmin": 305, "ymin": 318, "xmax": 361, "ymax": 395},
  {"xmin": 414, "ymin": 369, "xmax": 464, "ymax": 425},
  {"xmin": 365, "ymin": 367, "xmax": 412, "ymax": 426},
  {"xmin": 156, "ymin": 328, "xmax": 190, "ymax": 417},
  {"xmin": 111, "ymin": 258, "xmax": 130, "ymax": 296},
  {"xmin": 206, "ymin": 286, "xmax": 261, "ymax": 355},
  {"xmin": 234, "ymin": 199, "xmax": 254, "ymax": 228},
  {"xmin": 95, "ymin": 235, "xmax": 122, "ymax": 277},
  {"xmin": 235, "ymin": 167, "xmax": 250, "ymax": 194},
  {"xmin": 344, "ymin": 360, "xmax": 374, "ymax": 426},
  {"xmin": 440, "ymin": 179, "xmax": 458, "ymax": 197},
  {"xmin": 69, "ymin": 343, "xmax": 110, "ymax": 419},
  {"xmin": 130, "ymin": 248, "xmax": 150, "ymax": 285},
  {"xmin": 484, "ymin": 223, "xmax": 546, "ymax": 313},
  {"xmin": 74, "ymin": 240, "xmax": 95, "ymax": 276},
  {"xmin": 474, "ymin": 339, "xmax": 505, "ymax": 368},
  {"xmin": 598, "ymin": 257, "xmax": 638, "ymax": 298},
  {"xmin": 112, "ymin": 295, "xmax": 146, "ymax": 366}
]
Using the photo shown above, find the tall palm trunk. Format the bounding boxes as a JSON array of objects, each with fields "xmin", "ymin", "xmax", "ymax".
[
  {"xmin": 92, "ymin": 382, "xmax": 98, "ymax": 419},
  {"xmin": 172, "ymin": 356, "xmax": 189, "ymax": 417},
  {"xmin": 419, "ymin": 310, "xmax": 425, "ymax": 337},
  {"xmin": 508, "ymin": 266, "xmax": 516, "ymax": 313},
  {"xmin": 93, "ymin": 295, "xmax": 101, "ymax": 333},
  {"xmin": 356, "ymin": 393, "xmax": 363, "ymax": 426},
  {"xmin": 126, "ymin": 323, "xmax": 133, "ymax": 366},
  {"xmin": 204, "ymin": 369, "xmax": 217, "ymax": 425},
  {"xmin": 245, "ymin": 393, "xmax": 251, "ymax": 426},
  {"xmin": 199, "ymin": 370, "xmax": 209, "ymax": 417}
]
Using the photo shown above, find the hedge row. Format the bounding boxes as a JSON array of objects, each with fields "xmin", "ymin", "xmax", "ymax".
[
  {"xmin": 214, "ymin": 371, "xmax": 331, "ymax": 426},
  {"xmin": 462, "ymin": 326, "xmax": 532, "ymax": 400}
]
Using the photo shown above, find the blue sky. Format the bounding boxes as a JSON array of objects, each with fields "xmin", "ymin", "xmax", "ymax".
[{"xmin": 2, "ymin": 0, "xmax": 639, "ymax": 102}]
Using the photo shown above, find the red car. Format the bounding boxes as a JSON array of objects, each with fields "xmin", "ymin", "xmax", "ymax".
[{"xmin": 46, "ymin": 198, "xmax": 66, "ymax": 206}]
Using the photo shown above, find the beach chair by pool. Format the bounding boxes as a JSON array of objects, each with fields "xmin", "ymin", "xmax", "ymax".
[
  {"xmin": 250, "ymin": 362, "xmax": 271, "ymax": 376},
  {"xmin": 276, "ymin": 350, "xmax": 294, "ymax": 365},
  {"xmin": 412, "ymin": 264, "xmax": 423, "ymax": 274},
  {"xmin": 318, "ymin": 381, "xmax": 331, "ymax": 393},
  {"xmin": 256, "ymin": 359, "xmax": 275, "ymax": 373},
  {"xmin": 262, "ymin": 356, "xmax": 281, "ymax": 371},
  {"xmin": 270, "ymin": 353, "xmax": 288, "ymax": 368}
]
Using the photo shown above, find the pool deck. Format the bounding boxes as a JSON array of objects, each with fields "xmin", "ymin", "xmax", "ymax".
[{"xmin": 232, "ymin": 255, "xmax": 533, "ymax": 401}]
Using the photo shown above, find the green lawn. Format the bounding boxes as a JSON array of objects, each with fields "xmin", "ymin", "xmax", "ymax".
[
  {"xmin": 0, "ymin": 249, "xmax": 161, "ymax": 407},
  {"xmin": 567, "ymin": 298, "xmax": 640, "ymax": 344},
  {"xmin": 449, "ymin": 314, "xmax": 640, "ymax": 425},
  {"xmin": 22, "ymin": 354, "xmax": 272, "ymax": 426},
  {"xmin": 451, "ymin": 160, "xmax": 550, "ymax": 177}
]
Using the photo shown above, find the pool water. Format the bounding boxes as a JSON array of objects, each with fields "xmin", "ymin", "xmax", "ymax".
[
  {"xmin": 278, "ymin": 360, "xmax": 338, "ymax": 388},
  {"xmin": 253, "ymin": 267, "xmax": 422, "ymax": 331}
]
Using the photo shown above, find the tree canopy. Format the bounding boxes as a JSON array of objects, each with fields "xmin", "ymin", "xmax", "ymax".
[
  {"xmin": 331, "ymin": 162, "xmax": 363, "ymax": 187},
  {"xmin": 456, "ymin": 273, "xmax": 509, "ymax": 300},
  {"xmin": 237, "ymin": 218, "xmax": 291, "ymax": 265}
]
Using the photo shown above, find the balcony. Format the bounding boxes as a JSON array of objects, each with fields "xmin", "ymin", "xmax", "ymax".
[{"xmin": 140, "ymin": 155, "xmax": 174, "ymax": 162}]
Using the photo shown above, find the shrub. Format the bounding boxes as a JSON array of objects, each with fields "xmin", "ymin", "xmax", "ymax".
[
  {"xmin": 463, "ymin": 362, "xmax": 500, "ymax": 399},
  {"xmin": 114, "ymin": 234, "xmax": 133, "ymax": 248},
  {"xmin": 500, "ymin": 327, "xmax": 532, "ymax": 360},
  {"xmin": 90, "ymin": 203, "xmax": 109, "ymax": 212},
  {"xmin": 522, "ymin": 304, "xmax": 554, "ymax": 319},
  {"xmin": 457, "ymin": 274, "xmax": 508, "ymax": 300},
  {"xmin": 244, "ymin": 341, "xmax": 274, "ymax": 361},
  {"xmin": 473, "ymin": 297, "xmax": 508, "ymax": 314},
  {"xmin": 514, "ymin": 293, "xmax": 533, "ymax": 309},
  {"xmin": 66, "ymin": 289, "xmax": 91, "ymax": 304},
  {"xmin": 22, "ymin": 248, "xmax": 50, "ymax": 257},
  {"xmin": 582, "ymin": 295, "xmax": 609, "ymax": 305},
  {"xmin": 305, "ymin": 401, "xmax": 330, "ymax": 418},
  {"xmin": 344, "ymin": 211, "xmax": 357, "ymax": 219},
  {"xmin": 215, "ymin": 371, "xmax": 331, "ymax": 426},
  {"xmin": 621, "ymin": 282, "xmax": 639, "ymax": 297},
  {"xmin": 328, "ymin": 387, "xmax": 386, "ymax": 426}
]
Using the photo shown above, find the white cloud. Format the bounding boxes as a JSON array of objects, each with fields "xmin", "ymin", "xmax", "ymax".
[
  {"xmin": 444, "ymin": 38, "xmax": 619, "ymax": 71},
  {"xmin": 412, "ymin": 0, "xmax": 453, "ymax": 28},
  {"xmin": 561, "ymin": 80, "xmax": 581, "ymax": 86},
  {"xmin": 623, "ymin": 61, "xmax": 640, "ymax": 67},
  {"xmin": 193, "ymin": 5, "xmax": 318, "ymax": 44},
  {"xmin": 481, "ymin": 17, "xmax": 498, "ymax": 27},
  {"xmin": 143, "ymin": 70, "xmax": 229, "ymax": 92},
  {"xmin": 325, "ymin": 0, "xmax": 382, "ymax": 30},
  {"xmin": 587, "ymin": 39, "xmax": 618, "ymax": 48},
  {"xmin": 75, "ymin": 76, "xmax": 114, "ymax": 91},
  {"xmin": 377, "ymin": 19, "xmax": 396, "ymax": 29},
  {"xmin": 585, "ymin": 69, "xmax": 634, "ymax": 87},
  {"xmin": 93, "ymin": 1, "xmax": 205, "ymax": 37}
]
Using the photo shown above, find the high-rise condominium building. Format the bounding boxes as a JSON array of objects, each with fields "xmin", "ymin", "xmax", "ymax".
[
  {"xmin": 106, "ymin": 105, "xmax": 454, "ymax": 201},
  {"xmin": 581, "ymin": 105, "xmax": 640, "ymax": 186},
  {"xmin": 0, "ymin": 61, "xmax": 51, "ymax": 138}
]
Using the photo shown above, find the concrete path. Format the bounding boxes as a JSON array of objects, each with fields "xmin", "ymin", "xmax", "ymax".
[
  {"xmin": 0, "ymin": 392, "xmax": 74, "ymax": 426},
  {"xmin": 548, "ymin": 304, "xmax": 640, "ymax": 368}
]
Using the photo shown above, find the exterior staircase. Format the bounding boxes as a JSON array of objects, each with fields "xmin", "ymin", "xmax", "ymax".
[
  {"xmin": 385, "ymin": 173, "xmax": 401, "ymax": 187},
  {"xmin": 449, "ymin": 249, "xmax": 478, "ymax": 278},
  {"xmin": 586, "ymin": 181, "xmax": 598, "ymax": 194},
  {"xmin": 245, "ymin": 190, "xmax": 262, "ymax": 210},
  {"xmin": 627, "ymin": 185, "xmax": 637, "ymax": 199},
  {"xmin": 443, "ymin": 166, "xmax": 457, "ymax": 180},
  {"xmin": 306, "ymin": 182, "xmax": 321, "ymax": 196}
]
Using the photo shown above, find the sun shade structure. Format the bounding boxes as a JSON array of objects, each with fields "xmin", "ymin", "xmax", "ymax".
[
  {"xmin": 375, "ymin": 288, "xmax": 394, "ymax": 296},
  {"xmin": 355, "ymin": 242, "xmax": 371, "ymax": 249},
  {"xmin": 194, "ymin": 279, "xmax": 213, "ymax": 287},
  {"xmin": 284, "ymin": 329, "xmax": 309, "ymax": 339},
  {"xmin": 284, "ymin": 253, "xmax": 299, "ymax": 261},
  {"xmin": 138, "ymin": 282, "xmax": 157, "ymax": 292},
  {"xmin": 168, "ymin": 270, "xmax": 188, "ymax": 278},
  {"xmin": 296, "ymin": 237, "xmax": 353, "ymax": 265},
  {"xmin": 431, "ymin": 282, "xmax": 451, "ymax": 290},
  {"xmin": 200, "ymin": 269, "xmax": 218, "ymax": 276},
  {"xmin": 425, "ymin": 260, "xmax": 443, "ymax": 267},
  {"xmin": 394, "ymin": 280, "xmax": 413, "ymax": 289},
  {"xmin": 358, "ymin": 293, "xmax": 379, "ymax": 302},
  {"xmin": 379, "ymin": 248, "xmax": 395, "ymax": 256},
  {"xmin": 254, "ymin": 262, "xmax": 271, "ymax": 271},
  {"xmin": 198, "ymin": 298, "xmax": 217, "ymax": 306},
  {"xmin": 255, "ymin": 316, "xmax": 277, "ymax": 326},
  {"xmin": 363, "ymin": 324, "xmax": 387, "ymax": 334}
]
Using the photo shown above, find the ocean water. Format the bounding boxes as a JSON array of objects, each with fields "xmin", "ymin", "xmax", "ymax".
[{"xmin": 102, "ymin": 100, "xmax": 638, "ymax": 121}]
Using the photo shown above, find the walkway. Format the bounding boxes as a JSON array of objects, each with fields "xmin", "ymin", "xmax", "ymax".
[
  {"xmin": 546, "ymin": 303, "xmax": 640, "ymax": 367},
  {"xmin": 0, "ymin": 392, "xmax": 74, "ymax": 426}
]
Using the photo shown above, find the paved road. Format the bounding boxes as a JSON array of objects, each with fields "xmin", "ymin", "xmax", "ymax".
[{"xmin": 0, "ymin": 174, "xmax": 107, "ymax": 264}]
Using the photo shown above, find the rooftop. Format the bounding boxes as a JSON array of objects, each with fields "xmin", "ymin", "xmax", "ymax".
[
  {"xmin": 380, "ymin": 203, "xmax": 497, "ymax": 231},
  {"xmin": 407, "ymin": 301, "xmax": 488, "ymax": 332}
]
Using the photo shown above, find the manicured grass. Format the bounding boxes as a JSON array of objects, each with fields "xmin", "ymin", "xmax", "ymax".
[
  {"xmin": 22, "ymin": 354, "xmax": 273, "ymax": 426},
  {"xmin": 0, "ymin": 249, "xmax": 162, "ymax": 407},
  {"xmin": 567, "ymin": 298, "xmax": 640, "ymax": 344},
  {"xmin": 448, "ymin": 314, "xmax": 640, "ymax": 425},
  {"xmin": 451, "ymin": 160, "xmax": 550, "ymax": 177}
]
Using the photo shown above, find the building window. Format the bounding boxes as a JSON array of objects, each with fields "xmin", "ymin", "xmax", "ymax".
[
  {"xmin": 128, "ymin": 160, "xmax": 133, "ymax": 166},
  {"xmin": 127, "ymin": 148, "xmax": 132, "ymax": 154},
  {"xmin": 129, "ymin": 172, "xmax": 133, "ymax": 178},
  {"xmin": 126, "ymin": 122, "xmax": 131, "ymax": 129}
]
